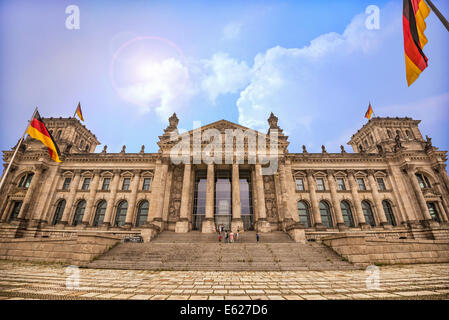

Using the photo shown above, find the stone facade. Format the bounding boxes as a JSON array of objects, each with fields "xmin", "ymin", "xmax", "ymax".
[{"xmin": 0, "ymin": 113, "xmax": 448, "ymax": 243}]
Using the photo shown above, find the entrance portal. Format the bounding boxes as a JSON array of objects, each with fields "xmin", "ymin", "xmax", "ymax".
[{"xmin": 215, "ymin": 170, "xmax": 232, "ymax": 231}]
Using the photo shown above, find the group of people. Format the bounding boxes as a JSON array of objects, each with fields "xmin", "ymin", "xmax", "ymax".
[
  {"xmin": 217, "ymin": 224, "xmax": 239, "ymax": 243},
  {"xmin": 216, "ymin": 224, "xmax": 260, "ymax": 243}
]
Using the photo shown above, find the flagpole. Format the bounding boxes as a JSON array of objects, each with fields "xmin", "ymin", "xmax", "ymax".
[
  {"xmin": 425, "ymin": 0, "xmax": 449, "ymax": 32},
  {"xmin": 0, "ymin": 107, "xmax": 38, "ymax": 193}
]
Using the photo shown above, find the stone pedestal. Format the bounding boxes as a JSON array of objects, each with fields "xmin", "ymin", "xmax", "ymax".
[
  {"xmin": 150, "ymin": 218, "xmax": 164, "ymax": 231},
  {"xmin": 231, "ymin": 219, "xmax": 244, "ymax": 233},
  {"xmin": 255, "ymin": 219, "xmax": 271, "ymax": 233},
  {"xmin": 381, "ymin": 222, "xmax": 393, "ymax": 230},
  {"xmin": 202, "ymin": 219, "xmax": 216, "ymax": 234},
  {"xmin": 175, "ymin": 219, "xmax": 190, "ymax": 233},
  {"xmin": 288, "ymin": 228, "xmax": 306, "ymax": 244},
  {"xmin": 337, "ymin": 223, "xmax": 349, "ymax": 231},
  {"xmin": 140, "ymin": 228, "xmax": 156, "ymax": 243}
]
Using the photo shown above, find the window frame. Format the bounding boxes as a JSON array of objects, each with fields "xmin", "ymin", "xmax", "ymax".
[
  {"xmin": 316, "ymin": 178, "xmax": 325, "ymax": 191},
  {"xmin": 357, "ymin": 178, "xmax": 366, "ymax": 191},
  {"xmin": 122, "ymin": 178, "xmax": 131, "ymax": 191},
  {"xmin": 295, "ymin": 178, "xmax": 305, "ymax": 191},
  {"xmin": 81, "ymin": 178, "xmax": 91, "ymax": 190}
]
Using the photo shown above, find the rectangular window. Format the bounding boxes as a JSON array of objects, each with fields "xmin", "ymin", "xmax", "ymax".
[
  {"xmin": 357, "ymin": 178, "xmax": 366, "ymax": 191},
  {"xmin": 316, "ymin": 178, "xmax": 325, "ymax": 191},
  {"xmin": 143, "ymin": 178, "xmax": 151, "ymax": 191},
  {"xmin": 377, "ymin": 178, "xmax": 386, "ymax": 191},
  {"xmin": 81, "ymin": 178, "xmax": 91, "ymax": 190},
  {"xmin": 102, "ymin": 178, "xmax": 111, "ymax": 191},
  {"xmin": 336, "ymin": 178, "xmax": 346, "ymax": 191},
  {"xmin": 122, "ymin": 178, "xmax": 131, "ymax": 191},
  {"xmin": 62, "ymin": 178, "xmax": 71, "ymax": 190},
  {"xmin": 296, "ymin": 178, "xmax": 304, "ymax": 191}
]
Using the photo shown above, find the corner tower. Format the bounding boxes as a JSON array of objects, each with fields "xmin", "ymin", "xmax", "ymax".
[
  {"xmin": 24, "ymin": 117, "xmax": 100, "ymax": 154},
  {"xmin": 348, "ymin": 117, "xmax": 427, "ymax": 154}
]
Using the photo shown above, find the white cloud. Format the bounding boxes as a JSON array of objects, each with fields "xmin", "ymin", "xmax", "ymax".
[
  {"xmin": 222, "ymin": 22, "xmax": 243, "ymax": 40},
  {"xmin": 201, "ymin": 53, "xmax": 251, "ymax": 103},
  {"xmin": 117, "ymin": 57, "xmax": 190, "ymax": 118}
]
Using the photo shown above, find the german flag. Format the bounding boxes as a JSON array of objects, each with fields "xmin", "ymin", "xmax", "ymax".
[
  {"xmin": 365, "ymin": 103, "xmax": 374, "ymax": 120},
  {"xmin": 75, "ymin": 102, "xmax": 84, "ymax": 121},
  {"xmin": 403, "ymin": 0, "xmax": 431, "ymax": 86},
  {"xmin": 27, "ymin": 111, "xmax": 62, "ymax": 162}
]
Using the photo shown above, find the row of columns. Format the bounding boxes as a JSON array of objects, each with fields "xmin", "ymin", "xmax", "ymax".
[{"xmin": 175, "ymin": 163, "xmax": 270, "ymax": 233}]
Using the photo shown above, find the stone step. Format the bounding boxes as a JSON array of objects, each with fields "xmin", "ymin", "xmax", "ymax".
[{"xmin": 88, "ymin": 231, "xmax": 358, "ymax": 271}]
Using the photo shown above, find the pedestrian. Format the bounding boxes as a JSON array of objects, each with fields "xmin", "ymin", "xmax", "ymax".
[
  {"xmin": 230, "ymin": 231, "xmax": 234, "ymax": 243},
  {"xmin": 225, "ymin": 231, "xmax": 229, "ymax": 243},
  {"xmin": 235, "ymin": 230, "xmax": 239, "ymax": 242},
  {"xmin": 256, "ymin": 232, "xmax": 259, "ymax": 243},
  {"xmin": 218, "ymin": 233, "xmax": 222, "ymax": 243}
]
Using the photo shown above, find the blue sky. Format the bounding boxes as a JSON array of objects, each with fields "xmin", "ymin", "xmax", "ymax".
[{"xmin": 0, "ymin": 0, "xmax": 448, "ymax": 173}]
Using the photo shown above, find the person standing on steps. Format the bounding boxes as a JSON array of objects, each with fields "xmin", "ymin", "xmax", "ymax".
[
  {"xmin": 256, "ymin": 232, "xmax": 260, "ymax": 243},
  {"xmin": 225, "ymin": 231, "xmax": 229, "ymax": 243},
  {"xmin": 218, "ymin": 232, "xmax": 222, "ymax": 243},
  {"xmin": 235, "ymin": 229, "xmax": 239, "ymax": 242},
  {"xmin": 230, "ymin": 231, "xmax": 234, "ymax": 243}
]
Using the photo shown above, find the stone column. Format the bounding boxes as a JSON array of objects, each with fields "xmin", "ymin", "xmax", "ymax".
[
  {"xmin": 82, "ymin": 170, "xmax": 101, "ymax": 225},
  {"xmin": 125, "ymin": 170, "xmax": 141, "ymax": 228},
  {"xmin": 103, "ymin": 170, "xmax": 121, "ymax": 227},
  {"xmin": 1, "ymin": 200, "xmax": 13, "ymax": 222},
  {"xmin": 254, "ymin": 164, "xmax": 270, "ymax": 232},
  {"xmin": 434, "ymin": 163, "xmax": 449, "ymax": 195},
  {"xmin": 175, "ymin": 163, "xmax": 192, "ymax": 233},
  {"xmin": 59, "ymin": 170, "xmax": 82, "ymax": 226},
  {"xmin": 403, "ymin": 164, "xmax": 434, "ymax": 225},
  {"xmin": 306, "ymin": 170, "xmax": 324, "ymax": 229},
  {"xmin": 367, "ymin": 170, "xmax": 389, "ymax": 228},
  {"xmin": 231, "ymin": 163, "xmax": 243, "ymax": 232},
  {"xmin": 150, "ymin": 161, "xmax": 169, "ymax": 229},
  {"xmin": 283, "ymin": 161, "xmax": 300, "ymax": 223},
  {"xmin": 16, "ymin": 164, "xmax": 46, "ymax": 222},
  {"xmin": 0, "ymin": 167, "xmax": 18, "ymax": 221},
  {"xmin": 202, "ymin": 164, "xmax": 215, "ymax": 233},
  {"xmin": 436, "ymin": 201, "xmax": 448, "ymax": 223},
  {"xmin": 30, "ymin": 166, "xmax": 60, "ymax": 226},
  {"xmin": 327, "ymin": 170, "xmax": 346, "ymax": 230},
  {"xmin": 347, "ymin": 170, "xmax": 369, "ymax": 229},
  {"xmin": 387, "ymin": 165, "xmax": 412, "ymax": 225}
]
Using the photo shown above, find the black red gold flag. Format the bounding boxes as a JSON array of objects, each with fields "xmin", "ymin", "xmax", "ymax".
[
  {"xmin": 403, "ymin": 0, "xmax": 431, "ymax": 86},
  {"xmin": 27, "ymin": 111, "xmax": 61, "ymax": 162},
  {"xmin": 75, "ymin": 102, "xmax": 84, "ymax": 121},
  {"xmin": 365, "ymin": 103, "xmax": 374, "ymax": 120}
]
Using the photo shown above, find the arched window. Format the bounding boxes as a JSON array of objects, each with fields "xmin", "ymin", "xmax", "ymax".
[
  {"xmin": 382, "ymin": 200, "xmax": 396, "ymax": 226},
  {"xmin": 93, "ymin": 200, "xmax": 107, "ymax": 227},
  {"xmin": 362, "ymin": 201, "xmax": 375, "ymax": 227},
  {"xmin": 406, "ymin": 130, "xmax": 413, "ymax": 139},
  {"xmin": 115, "ymin": 201, "xmax": 128, "ymax": 227},
  {"xmin": 319, "ymin": 201, "xmax": 333, "ymax": 228},
  {"xmin": 18, "ymin": 173, "xmax": 34, "ymax": 188},
  {"xmin": 56, "ymin": 130, "xmax": 62, "ymax": 139},
  {"xmin": 340, "ymin": 201, "xmax": 354, "ymax": 227},
  {"xmin": 427, "ymin": 203, "xmax": 440, "ymax": 223},
  {"xmin": 415, "ymin": 173, "xmax": 431, "ymax": 189},
  {"xmin": 73, "ymin": 200, "xmax": 86, "ymax": 226},
  {"xmin": 387, "ymin": 130, "xmax": 392, "ymax": 139},
  {"xmin": 136, "ymin": 201, "xmax": 149, "ymax": 227},
  {"xmin": 52, "ymin": 200, "xmax": 66, "ymax": 225},
  {"xmin": 297, "ymin": 201, "xmax": 311, "ymax": 228}
]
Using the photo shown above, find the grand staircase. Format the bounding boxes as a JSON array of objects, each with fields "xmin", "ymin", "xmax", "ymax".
[{"xmin": 87, "ymin": 231, "xmax": 359, "ymax": 271}]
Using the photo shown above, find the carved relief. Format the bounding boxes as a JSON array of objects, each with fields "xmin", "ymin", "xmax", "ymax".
[
  {"xmin": 263, "ymin": 175, "xmax": 278, "ymax": 223},
  {"xmin": 168, "ymin": 165, "xmax": 184, "ymax": 221}
]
